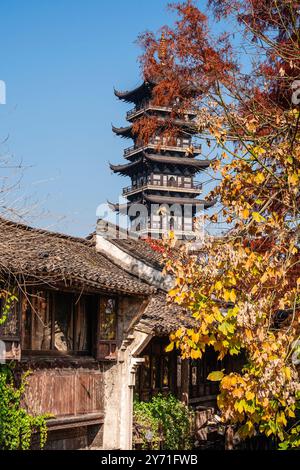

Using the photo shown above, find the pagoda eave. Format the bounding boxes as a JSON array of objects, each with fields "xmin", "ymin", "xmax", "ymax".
[
  {"xmin": 114, "ymin": 81, "xmax": 153, "ymax": 104},
  {"xmin": 109, "ymin": 158, "xmax": 142, "ymax": 175},
  {"xmin": 144, "ymin": 152, "xmax": 210, "ymax": 170},
  {"xmin": 143, "ymin": 194, "xmax": 215, "ymax": 209},
  {"xmin": 107, "ymin": 199, "xmax": 141, "ymax": 212},
  {"xmin": 112, "ymin": 124, "xmax": 133, "ymax": 139}
]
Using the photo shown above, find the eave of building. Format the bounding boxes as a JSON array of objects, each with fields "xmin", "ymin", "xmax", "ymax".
[
  {"xmin": 143, "ymin": 193, "xmax": 215, "ymax": 209},
  {"xmin": 109, "ymin": 158, "xmax": 142, "ymax": 175},
  {"xmin": 123, "ymin": 184, "xmax": 202, "ymax": 198},
  {"xmin": 144, "ymin": 153, "xmax": 210, "ymax": 170},
  {"xmin": 114, "ymin": 81, "xmax": 153, "ymax": 104},
  {"xmin": 109, "ymin": 153, "xmax": 210, "ymax": 176},
  {"xmin": 112, "ymin": 124, "xmax": 133, "ymax": 139},
  {"xmin": 107, "ymin": 199, "xmax": 142, "ymax": 212}
]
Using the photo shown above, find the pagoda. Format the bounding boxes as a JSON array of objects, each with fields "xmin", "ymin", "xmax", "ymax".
[{"xmin": 109, "ymin": 46, "xmax": 213, "ymax": 239}]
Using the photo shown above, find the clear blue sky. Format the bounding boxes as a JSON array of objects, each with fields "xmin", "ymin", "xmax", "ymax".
[{"xmin": 0, "ymin": 0, "xmax": 232, "ymax": 236}]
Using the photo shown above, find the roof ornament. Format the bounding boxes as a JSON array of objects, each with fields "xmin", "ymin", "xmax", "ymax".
[{"xmin": 158, "ymin": 32, "xmax": 167, "ymax": 65}]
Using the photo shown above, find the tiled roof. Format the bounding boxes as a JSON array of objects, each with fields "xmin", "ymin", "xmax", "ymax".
[
  {"xmin": 0, "ymin": 218, "xmax": 154, "ymax": 296},
  {"xmin": 135, "ymin": 293, "xmax": 195, "ymax": 335},
  {"xmin": 108, "ymin": 237, "xmax": 164, "ymax": 271},
  {"xmin": 90, "ymin": 225, "xmax": 164, "ymax": 271}
]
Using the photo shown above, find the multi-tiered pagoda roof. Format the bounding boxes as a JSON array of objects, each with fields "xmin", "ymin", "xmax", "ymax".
[{"xmin": 110, "ymin": 77, "xmax": 213, "ymax": 238}]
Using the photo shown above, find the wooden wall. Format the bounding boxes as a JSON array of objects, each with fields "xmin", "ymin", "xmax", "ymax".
[{"xmin": 22, "ymin": 364, "xmax": 104, "ymax": 417}]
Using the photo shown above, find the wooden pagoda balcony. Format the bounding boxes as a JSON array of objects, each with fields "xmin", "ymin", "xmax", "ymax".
[
  {"xmin": 126, "ymin": 102, "xmax": 197, "ymax": 121},
  {"xmin": 122, "ymin": 177, "xmax": 203, "ymax": 197},
  {"xmin": 124, "ymin": 141, "xmax": 202, "ymax": 158}
]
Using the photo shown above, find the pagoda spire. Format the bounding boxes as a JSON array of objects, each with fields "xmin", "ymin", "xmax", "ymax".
[{"xmin": 158, "ymin": 32, "xmax": 167, "ymax": 65}]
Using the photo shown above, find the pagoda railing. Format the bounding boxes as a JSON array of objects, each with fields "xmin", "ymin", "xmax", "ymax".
[
  {"xmin": 126, "ymin": 102, "xmax": 198, "ymax": 120},
  {"xmin": 124, "ymin": 141, "xmax": 202, "ymax": 157},
  {"xmin": 126, "ymin": 103, "xmax": 172, "ymax": 120},
  {"xmin": 122, "ymin": 178, "xmax": 203, "ymax": 196}
]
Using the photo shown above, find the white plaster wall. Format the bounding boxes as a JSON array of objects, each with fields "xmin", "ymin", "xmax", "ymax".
[
  {"xmin": 102, "ymin": 329, "xmax": 152, "ymax": 450},
  {"xmin": 95, "ymin": 234, "xmax": 173, "ymax": 291}
]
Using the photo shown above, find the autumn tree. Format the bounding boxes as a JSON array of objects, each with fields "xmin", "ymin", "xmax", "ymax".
[{"xmin": 138, "ymin": 1, "xmax": 300, "ymax": 448}]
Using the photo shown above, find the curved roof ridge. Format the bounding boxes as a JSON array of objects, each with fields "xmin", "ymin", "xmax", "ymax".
[
  {"xmin": 143, "ymin": 152, "xmax": 211, "ymax": 168},
  {"xmin": 113, "ymin": 81, "xmax": 153, "ymax": 103},
  {"xmin": 109, "ymin": 158, "xmax": 142, "ymax": 173},
  {"xmin": 143, "ymin": 194, "xmax": 215, "ymax": 208},
  {"xmin": 112, "ymin": 123, "xmax": 133, "ymax": 138}
]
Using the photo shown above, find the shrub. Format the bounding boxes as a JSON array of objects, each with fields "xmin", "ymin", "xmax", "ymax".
[
  {"xmin": 0, "ymin": 365, "xmax": 49, "ymax": 450},
  {"xmin": 133, "ymin": 394, "xmax": 194, "ymax": 450}
]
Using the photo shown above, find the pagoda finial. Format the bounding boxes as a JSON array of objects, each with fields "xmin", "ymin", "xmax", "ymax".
[{"xmin": 158, "ymin": 32, "xmax": 167, "ymax": 65}]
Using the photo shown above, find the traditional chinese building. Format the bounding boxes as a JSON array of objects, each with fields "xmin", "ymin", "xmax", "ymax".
[
  {"xmin": 0, "ymin": 218, "xmax": 155, "ymax": 450},
  {"xmin": 110, "ymin": 78, "xmax": 213, "ymax": 239}
]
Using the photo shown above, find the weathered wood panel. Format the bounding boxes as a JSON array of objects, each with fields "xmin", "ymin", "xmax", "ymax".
[{"xmin": 23, "ymin": 367, "xmax": 104, "ymax": 418}]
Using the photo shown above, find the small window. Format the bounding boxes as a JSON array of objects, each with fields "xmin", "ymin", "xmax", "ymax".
[
  {"xmin": 191, "ymin": 365, "xmax": 197, "ymax": 386},
  {"xmin": 22, "ymin": 290, "xmax": 92, "ymax": 354},
  {"xmin": 99, "ymin": 298, "xmax": 117, "ymax": 340},
  {"xmin": 54, "ymin": 293, "xmax": 73, "ymax": 352},
  {"xmin": 22, "ymin": 291, "xmax": 51, "ymax": 350}
]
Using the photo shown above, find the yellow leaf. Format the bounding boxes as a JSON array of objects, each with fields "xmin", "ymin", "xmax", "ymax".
[
  {"xmin": 165, "ymin": 342, "xmax": 174, "ymax": 352},
  {"xmin": 212, "ymin": 306, "xmax": 224, "ymax": 322},
  {"xmin": 284, "ymin": 367, "xmax": 291, "ymax": 381},
  {"xmin": 245, "ymin": 391, "xmax": 255, "ymax": 401},
  {"xmin": 207, "ymin": 370, "xmax": 224, "ymax": 381},
  {"xmin": 255, "ymin": 172, "xmax": 265, "ymax": 184},
  {"xmin": 190, "ymin": 349, "xmax": 201, "ymax": 359},
  {"xmin": 215, "ymin": 281, "xmax": 223, "ymax": 291},
  {"xmin": 260, "ymin": 272, "xmax": 269, "ymax": 283},
  {"xmin": 241, "ymin": 209, "xmax": 249, "ymax": 219},
  {"xmin": 223, "ymin": 289, "xmax": 231, "ymax": 302},
  {"xmin": 288, "ymin": 409, "xmax": 295, "ymax": 418},
  {"xmin": 205, "ymin": 314, "xmax": 215, "ymax": 324},
  {"xmin": 252, "ymin": 212, "xmax": 265, "ymax": 223},
  {"xmin": 169, "ymin": 287, "xmax": 180, "ymax": 297},
  {"xmin": 229, "ymin": 290, "xmax": 237, "ymax": 303},
  {"xmin": 222, "ymin": 375, "xmax": 237, "ymax": 389},
  {"xmin": 191, "ymin": 332, "xmax": 200, "ymax": 343},
  {"xmin": 232, "ymin": 388, "xmax": 244, "ymax": 398},
  {"xmin": 253, "ymin": 146, "xmax": 266, "ymax": 155},
  {"xmin": 251, "ymin": 285, "xmax": 258, "ymax": 295},
  {"xmin": 288, "ymin": 173, "xmax": 299, "ymax": 186},
  {"xmin": 245, "ymin": 329, "xmax": 253, "ymax": 340}
]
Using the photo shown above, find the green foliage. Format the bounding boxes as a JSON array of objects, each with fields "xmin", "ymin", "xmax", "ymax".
[
  {"xmin": 278, "ymin": 401, "xmax": 300, "ymax": 450},
  {"xmin": 0, "ymin": 291, "xmax": 18, "ymax": 326},
  {"xmin": 133, "ymin": 394, "xmax": 194, "ymax": 450},
  {"xmin": 0, "ymin": 365, "xmax": 48, "ymax": 450},
  {"xmin": 133, "ymin": 400, "xmax": 161, "ymax": 450}
]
